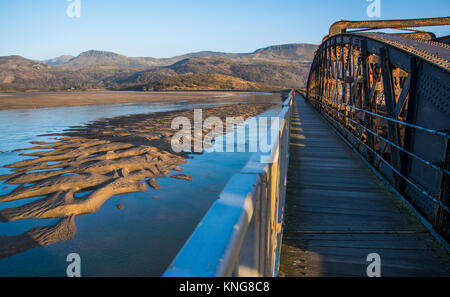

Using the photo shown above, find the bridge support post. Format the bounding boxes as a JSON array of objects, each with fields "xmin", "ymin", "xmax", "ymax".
[
  {"xmin": 380, "ymin": 47, "xmax": 402, "ymax": 187},
  {"xmin": 361, "ymin": 40, "xmax": 375, "ymax": 164}
]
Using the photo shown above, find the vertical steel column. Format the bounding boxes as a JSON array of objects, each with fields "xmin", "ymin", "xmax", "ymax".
[
  {"xmin": 361, "ymin": 40, "xmax": 375, "ymax": 164},
  {"xmin": 380, "ymin": 47, "xmax": 402, "ymax": 184}
]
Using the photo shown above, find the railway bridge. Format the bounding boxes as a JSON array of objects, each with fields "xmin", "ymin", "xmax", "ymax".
[{"xmin": 164, "ymin": 17, "xmax": 450, "ymax": 277}]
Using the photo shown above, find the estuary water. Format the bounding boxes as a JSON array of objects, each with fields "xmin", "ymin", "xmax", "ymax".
[{"xmin": 0, "ymin": 92, "xmax": 282, "ymax": 276}]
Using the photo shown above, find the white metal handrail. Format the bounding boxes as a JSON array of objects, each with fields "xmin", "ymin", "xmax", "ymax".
[{"xmin": 163, "ymin": 90, "xmax": 294, "ymax": 277}]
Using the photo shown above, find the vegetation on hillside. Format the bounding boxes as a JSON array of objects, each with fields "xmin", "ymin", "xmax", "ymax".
[
  {"xmin": 0, "ymin": 43, "xmax": 317, "ymax": 92},
  {"xmin": 119, "ymin": 74, "xmax": 281, "ymax": 91}
]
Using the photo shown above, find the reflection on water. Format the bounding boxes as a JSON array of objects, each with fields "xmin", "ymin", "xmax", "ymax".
[{"xmin": 0, "ymin": 93, "xmax": 282, "ymax": 276}]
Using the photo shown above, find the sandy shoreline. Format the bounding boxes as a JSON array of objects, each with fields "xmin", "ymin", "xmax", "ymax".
[{"xmin": 0, "ymin": 90, "xmax": 252, "ymax": 110}]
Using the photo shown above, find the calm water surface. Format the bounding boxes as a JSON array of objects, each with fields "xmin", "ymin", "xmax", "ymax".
[{"xmin": 0, "ymin": 92, "xmax": 282, "ymax": 276}]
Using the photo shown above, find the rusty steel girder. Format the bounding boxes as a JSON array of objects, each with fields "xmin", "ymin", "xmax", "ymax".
[
  {"xmin": 389, "ymin": 32, "xmax": 436, "ymax": 41},
  {"xmin": 305, "ymin": 25, "xmax": 450, "ymax": 240},
  {"xmin": 329, "ymin": 17, "xmax": 450, "ymax": 37}
]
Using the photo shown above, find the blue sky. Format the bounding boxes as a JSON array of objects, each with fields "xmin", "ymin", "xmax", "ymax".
[{"xmin": 0, "ymin": 0, "xmax": 449, "ymax": 60}]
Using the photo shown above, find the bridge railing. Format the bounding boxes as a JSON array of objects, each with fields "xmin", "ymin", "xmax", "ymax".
[
  {"xmin": 163, "ymin": 90, "xmax": 294, "ymax": 277},
  {"xmin": 305, "ymin": 33, "xmax": 450, "ymax": 240}
]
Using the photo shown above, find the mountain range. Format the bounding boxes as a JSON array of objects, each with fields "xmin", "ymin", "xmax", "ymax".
[{"xmin": 0, "ymin": 43, "xmax": 317, "ymax": 92}]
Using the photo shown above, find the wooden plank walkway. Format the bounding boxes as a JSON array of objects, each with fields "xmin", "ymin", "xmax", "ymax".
[{"xmin": 279, "ymin": 94, "xmax": 450, "ymax": 277}]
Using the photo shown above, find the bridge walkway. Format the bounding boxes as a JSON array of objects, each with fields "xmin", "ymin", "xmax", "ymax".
[{"xmin": 279, "ymin": 94, "xmax": 449, "ymax": 277}]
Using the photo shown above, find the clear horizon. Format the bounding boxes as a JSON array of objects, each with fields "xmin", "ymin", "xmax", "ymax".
[{"xmin": 1, "ymin": 0, "xmax": 449, "ymax": 60}]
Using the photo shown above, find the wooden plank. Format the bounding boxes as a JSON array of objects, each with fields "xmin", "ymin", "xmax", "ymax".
[{"xmin": 290, "ymin": 206, "xmax": 407, "ymax": 217}]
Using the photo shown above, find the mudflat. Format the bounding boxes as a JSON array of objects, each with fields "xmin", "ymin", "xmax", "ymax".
[
  {"xmin": 0, "ymin": 91, "xmax": 248, "ymax": 110},
  {"xmin": 0, "ymin": 101, "xmax": 277, "ymax": 258}
]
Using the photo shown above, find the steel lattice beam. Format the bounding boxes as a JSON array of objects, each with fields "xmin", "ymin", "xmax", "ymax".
[{"xmin": 305, "ymin": 32, "xmax": 450, "ymax": 240}]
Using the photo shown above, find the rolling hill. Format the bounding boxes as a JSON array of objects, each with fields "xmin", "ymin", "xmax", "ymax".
[
  {"xmin": 0, "ymin": 43, "xmax": 317, "ymax": 92},
  {"xmin": 119, "ymin": 74, "xmax": 279, "ymax": 91},
  {"xmin": 246, "ymin": 43, "xmax": 316, "ymax": 64},
  {"xmin": 43, "ymin": 44, "xmax": 316, "ymax": 68},
  {"xmin": 43, "ymin": 55, "xmax": 75, "ymax": 66},
  {"xmin": 0, "ymin": 55, "xmax": 119, "ymax": 91},
  {"xmin": 109, "ymin": 57, "xmax": 311, "ymax": 90}
]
